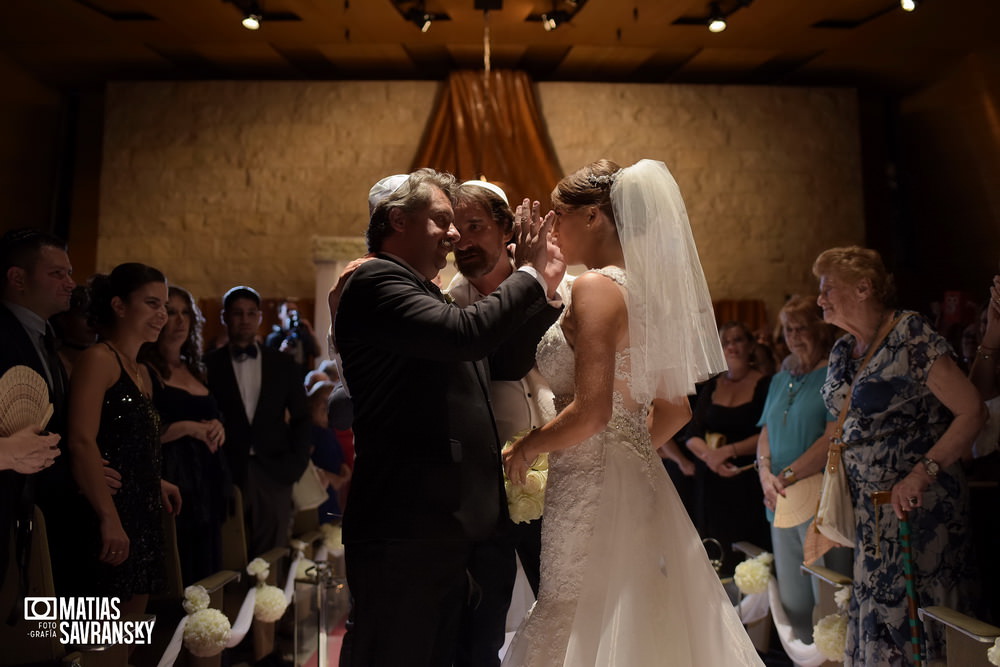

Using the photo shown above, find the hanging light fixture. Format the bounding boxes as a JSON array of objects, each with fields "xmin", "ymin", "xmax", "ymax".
[
  {"xmin": 900, "ymin": 0, "xmax": 918, "ymax": 11},
  {"xmin": 242, "ymin": 12, "xmax": 261, "ymax": 29},
  {"xmin": 707, "ymin": 3, "xmax": 727, "ymax": 32}
]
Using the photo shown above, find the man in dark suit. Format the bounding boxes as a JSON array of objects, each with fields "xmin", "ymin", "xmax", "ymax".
[
  {"xmin": 334, "ymin": 169, "xmax": 563, "ymax": 667},
  {"xmin": 0, "ymin": 229, "xmax": 72, "ymax": 618},
  {"xmin": 205, "ymin": 285, "xmax": 310, "ymax": 558}
]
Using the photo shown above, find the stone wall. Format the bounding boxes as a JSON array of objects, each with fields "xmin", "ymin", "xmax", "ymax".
[{"xmin": 98, "ymin": 80, "xmax": 864, "ymax": 321}]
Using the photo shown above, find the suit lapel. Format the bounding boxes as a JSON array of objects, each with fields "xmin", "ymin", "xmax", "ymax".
[{"xmin": 212, "ymin": 348, "xmax": 251, "ymax": 428}]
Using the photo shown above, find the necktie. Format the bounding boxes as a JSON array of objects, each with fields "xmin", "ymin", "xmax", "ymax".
[
  {"xmin": 232, "ymin": 344, "xmax": 258, "ymax": 360},
  {"xmin": 41, "ymin": 326, "xmax": 66, "ymax": 412}
]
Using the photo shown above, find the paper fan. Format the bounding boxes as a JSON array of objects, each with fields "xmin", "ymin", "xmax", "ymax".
[
  {"xmin": 0, "ymin": 365, "xmax": 53, "ymax": 436},
  {"xmin": 773, "ymin": 473, "xmax": 823, "ymax": 529}
]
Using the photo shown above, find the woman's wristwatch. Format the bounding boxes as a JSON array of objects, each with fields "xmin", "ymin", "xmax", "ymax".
[
  {"xmin": 780, "ymin": 466, "xmax": 798, "ymax": 486},
  {"xmin": 920, "ymin": 456, "xmax": 940, "ymax": 480}
]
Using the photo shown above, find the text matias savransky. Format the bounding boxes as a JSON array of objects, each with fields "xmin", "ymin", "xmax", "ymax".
[{"xmin": 24, "ymin": 597, "xmax": 156, "ymax": 645}]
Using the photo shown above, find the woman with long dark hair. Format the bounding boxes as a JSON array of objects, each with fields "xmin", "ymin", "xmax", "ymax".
[
  {"xmin": 140, "ymin": 285, "xmax": 228, "ymax": 584},
  {"xmin": 68, "ymin": 263, "xmax": 180, "ymax": 615}
]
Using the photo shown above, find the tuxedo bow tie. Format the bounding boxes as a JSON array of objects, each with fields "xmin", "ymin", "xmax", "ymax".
[{"xmin": 232, "ymin": 344, "xmax": 258, "ymax": 360}]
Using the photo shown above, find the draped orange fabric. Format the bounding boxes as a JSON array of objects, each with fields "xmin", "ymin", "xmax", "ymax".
[
  {"xmin": 411, "ymin": 70, "xmax": 563, "ymax": 206},
  {"xmin": 713, "ymin": 299, "xmax": 770, "ymax": 333}
]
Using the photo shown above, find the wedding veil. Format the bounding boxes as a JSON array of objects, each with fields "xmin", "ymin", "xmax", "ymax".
[{"xmin": 611, "ymin": 159, "xmax": 727, "ymax": 402}]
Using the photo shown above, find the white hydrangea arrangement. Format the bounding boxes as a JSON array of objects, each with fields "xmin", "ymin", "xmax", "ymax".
[
  {"xmin": 295, "ymin": 557, "xmax": 317, "ymax": 581},
  {"xmin": 503, "ymin": 432, "xmax": 548, "ymax": 524},
  {"xmin": 814, "ymin": 584, "xmax": 850, "ymax": 662},
  {"xmin": 254, "ymin": 584, "xmax": 289, "ymax": 623},
  {"xmin": 319, "ymin": 523, "xmax": 344, "ymax": 556},
  {"xmin": 247, "ymin": 557, "xmax": 289, "ymax": 623},
  {"xmin": 181, "ymin": 585, "xmax": 231, "ymax": 657},
  {"xmin": 733, "ymin": 552, "xmax": 773, "ymax": 595},
  {"xmin": 987, "ymin": 637, "xmax": 1000, "ymax": 666}
]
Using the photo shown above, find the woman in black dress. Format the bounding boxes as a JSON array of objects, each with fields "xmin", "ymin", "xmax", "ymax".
[
  {"xmin": 68, "ymin": 263, "xmax": 180, "ymax": 615},
  {"xmin": 684, "ymin": 321, "xmax": 772, "ymax": 576},
  {"xmin": 141, "ymin": 285, "xmax": 228, "ymax": 585}
]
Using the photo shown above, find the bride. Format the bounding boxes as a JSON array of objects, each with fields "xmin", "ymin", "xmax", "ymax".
[{"xmin": 501, "ymin": 159, "xmax": 764, "ymax": 666}]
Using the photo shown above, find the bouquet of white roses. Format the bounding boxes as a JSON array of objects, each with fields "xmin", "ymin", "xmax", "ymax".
[
  {"xmin": 733, "ymin": 551, "xmax": 773, "ymax": 595},
  {"xmin": 814, "ymin": 583, "xmax": 850, "ymax": 662},
  {"xmin": 503, "ymin": 431, "xmax": 548, "ymax": 524}
]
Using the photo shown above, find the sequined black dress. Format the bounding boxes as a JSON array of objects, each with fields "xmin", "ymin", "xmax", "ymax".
[{"xmin": 88, "ymin": 344, "xmax": 165, "ymax": 596}]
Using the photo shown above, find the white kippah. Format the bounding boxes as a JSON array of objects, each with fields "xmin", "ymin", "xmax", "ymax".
[
  {"xmin": 461, "ymin": 180, "xmax": 509, "ymax": 205},
  {"xmin": 368, "ymin": 174, "xmax": 409, "ymax": 215}
]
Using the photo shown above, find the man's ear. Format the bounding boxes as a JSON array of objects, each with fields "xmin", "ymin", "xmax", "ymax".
[
  {"xmin": 6, "ymin": 266, "xmax": 26, "ymax": 292},
  {"xmin": 389, "ymin": 208, "xmax": 407, "ymax": 233}
]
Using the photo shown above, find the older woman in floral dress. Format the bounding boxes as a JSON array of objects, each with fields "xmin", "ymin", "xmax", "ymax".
[{"xmin": 813, "ymin": 246, "xmax": 985, "ymax": 665}]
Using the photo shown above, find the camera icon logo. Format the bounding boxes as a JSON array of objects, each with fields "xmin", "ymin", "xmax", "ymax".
[{"xmin": 24, "ymin": 597, "xmax": 57, "ymax": 621}]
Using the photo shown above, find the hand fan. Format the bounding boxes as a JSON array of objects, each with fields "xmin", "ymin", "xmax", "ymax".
[{"xmin": 0, "ymin": 365, "xmax": 54, "ymax": 436}]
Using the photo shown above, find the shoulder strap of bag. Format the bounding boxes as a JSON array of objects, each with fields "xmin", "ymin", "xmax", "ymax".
[{"xmin": 832, "ymin": 311, "xmax": 908, "ymax": 441}]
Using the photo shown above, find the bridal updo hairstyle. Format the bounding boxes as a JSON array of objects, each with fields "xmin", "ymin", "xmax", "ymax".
[
  {"xmin": 366, "ymin": 168, "xmax": 457, "ymax": 253},
  {"xmin": 551, "ymin": 159, "xmax": 622, "ymax": 226},
  {"xmin": 88, "ymin": 262, "xmax": 167, "ymax": 332},
  {"xmin": 812, "ymin": 245, "xmax": 896, "ymax": 308}
]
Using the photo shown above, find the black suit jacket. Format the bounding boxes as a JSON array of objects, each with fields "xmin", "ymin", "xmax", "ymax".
[
  {"xmin": 205, "ymin": 345, "xmax": 310, "ymax": 489},
  {"xmin": 0, "ymin": 303, "xmax": 70, "ymax": 583},
  {"xmin": 334, "ymin": 255, "xmax": 560, "ymax": 543}
]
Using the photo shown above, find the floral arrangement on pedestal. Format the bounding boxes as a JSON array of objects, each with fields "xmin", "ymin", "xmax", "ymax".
[
  {"xmin": 247, "ymin": 557, "xmax": 289, "ymax": 623},
  {"xmin": 182, "ymin": 584, "xmax": 232, "ymax": 657},
  {"xmin": 295, "ymin": 556, "xmax": 317, "ymax": 581},
  {"xmin": 733, "ymin": 552, "xmax": 773, "ymax": 595},
  {"xmin": 988, "ymin": 637, "xmax": 1000, "ymax": 666},
  {"xmin": 814, "ymin": 584, "xmax": 850, "ymax": 662},
  {"xmin": 319, "ymin": 523, "xmax": 344, "ymax": 556},
  {"xmin": 503, "ymin": 431, "xmax": 548, "ymax": 524}
]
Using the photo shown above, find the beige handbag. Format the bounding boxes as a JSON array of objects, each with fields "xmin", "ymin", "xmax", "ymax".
[
  {"xmin": 816, "ymin": 312, "xmax": 905, "ymax": 547},
  {"xmin": 292, "ymin": 461, "xmax": 329, "ymax": 511}
]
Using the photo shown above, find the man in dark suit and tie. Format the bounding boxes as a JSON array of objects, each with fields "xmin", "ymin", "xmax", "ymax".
[
  {"xmin": 205, "ymin": 285, "xmax": 310, "ymax": 558},
  {"xmin": 334, "ymin": 168, "xmax": 563, "ymax": 667},
  {"xmin": 0, "ymin": 229, "xmax": 72, "ymax": 618}
]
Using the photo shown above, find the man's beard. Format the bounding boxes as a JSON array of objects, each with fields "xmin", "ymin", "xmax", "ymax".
[{"xmin": 454, "ymin": 249, "xmax": 497, "ymax": 279}]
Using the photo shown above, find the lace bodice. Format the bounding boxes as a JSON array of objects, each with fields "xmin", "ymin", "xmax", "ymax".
[{"xmin": 536, "ymin": 266, "xmax": 650, "ymax": 454}]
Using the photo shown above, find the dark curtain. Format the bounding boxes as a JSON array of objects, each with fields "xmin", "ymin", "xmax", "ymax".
[{"xmin": 411, "ymin": 70, "xmax": 563, "ymax": 205}]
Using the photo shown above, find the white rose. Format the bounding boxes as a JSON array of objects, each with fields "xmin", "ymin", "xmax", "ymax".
[
  {"xmin": 509, "ymin": 492, "xmax": 544, "ymax": 524},
  {"xmin": 183, "ymin": 608, "xmax": 231, "ymax": 657},
  {"xmin": 733, "ymin": 557, "xmax": 771, "ymax": 595},
  {"xmin": 182, "ymin": 585, "xmax": 210, "ymax": 614},
  {"xmin": 246, "ymin": 557, "xmax": 270, "ymax": 581},
  {"xmin": 834, "ymin": 585, "xmax": 851, "ymax": 611},
  {"xmin": 813, "ymin": 613, "xmax": 848, "ymax": 662},
  {"xmin": 522, "ymin": 469, "xmax": 547, "ymax": 496},
  {"xmin": 254, "ymin": 584, "xmax": 289, "ymax": 623},
  {"xmin": 295, "ymin": 558, "xmax": 317, "ymax": 581}
]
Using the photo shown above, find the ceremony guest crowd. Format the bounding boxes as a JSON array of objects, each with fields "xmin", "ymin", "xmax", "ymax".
[{"xmin": 0, "ymin": 162, "xmax": 998, "ymax": 667}]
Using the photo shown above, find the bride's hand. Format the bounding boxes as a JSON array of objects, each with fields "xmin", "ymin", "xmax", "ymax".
[{"xmin": 503, "ymin": 437, "xmax": 534, "ymax": 486}]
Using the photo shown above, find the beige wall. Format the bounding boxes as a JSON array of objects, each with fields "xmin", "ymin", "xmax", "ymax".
[{"xmin": 98, "ymin": 80, "xmax": 864, "ymax": 321}]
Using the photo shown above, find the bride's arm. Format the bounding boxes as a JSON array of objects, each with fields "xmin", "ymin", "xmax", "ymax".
[
  {"xmin": 648, "ymin": 398, "xmax": 692, "ymax": 446},
  {"xmin": 503, "ymin": 272, "xmax": 625, "ymax": 484}
]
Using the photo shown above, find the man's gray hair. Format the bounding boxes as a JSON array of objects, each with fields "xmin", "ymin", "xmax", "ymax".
[{"xmin": 366, "ymin": 168, "xmax": 457, "ymax": 252}]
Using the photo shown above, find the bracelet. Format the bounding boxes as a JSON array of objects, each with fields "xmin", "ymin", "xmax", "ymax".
[
  {"xmin": 979, "ymin": 345, "xmax": 997, "ymax": 360},
  {"xmin": 754, "ymin": 456, "xmax": 770, "ymax": 472}
]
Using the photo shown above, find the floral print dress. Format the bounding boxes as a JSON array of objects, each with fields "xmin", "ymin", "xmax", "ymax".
[{"xmin": 821, "ymin": 312, "xmax": 979, "ymax": 665}]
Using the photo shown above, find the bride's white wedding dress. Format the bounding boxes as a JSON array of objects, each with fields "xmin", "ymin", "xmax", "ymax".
[{"xmin": 501, "ymin": 267, "xmax": 763, "ymax": 667}]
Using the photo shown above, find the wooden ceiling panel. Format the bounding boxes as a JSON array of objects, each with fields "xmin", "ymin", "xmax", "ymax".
[
  {"xmin": 0, "ymin": 0, "xmax": 995, "ymax": 92},
  {"xmin": 552, "ymin": 45, "xmax": 659, "ymax": 80}
]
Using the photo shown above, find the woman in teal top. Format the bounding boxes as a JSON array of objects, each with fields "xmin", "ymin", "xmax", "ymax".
[{"xmin": 756, "ymin": 296, "xmax": 851, "ymax": 642}]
